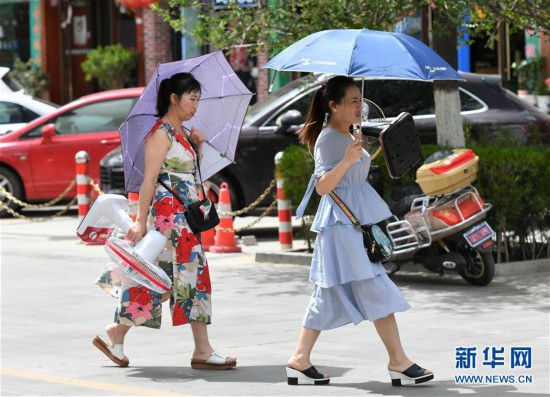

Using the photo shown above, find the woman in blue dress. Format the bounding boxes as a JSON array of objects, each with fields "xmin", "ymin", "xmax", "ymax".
[{"xmin": 286, "ymin": 76, "xmax": 433, "ymax": 387}]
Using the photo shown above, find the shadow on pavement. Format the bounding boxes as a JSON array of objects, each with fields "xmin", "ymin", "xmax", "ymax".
[
  {"xmin": 336, "ymin": 380, "xmax": 539, "ymax": 396},
  {"xmin": 124, "ymin": 367, "xmax": 539, "ymax": 396},
  {"xmin": 389, "ymin": 271, "xmax": 550, "ymax": 316},
  {"xmin": 125, "ymin": 364, "xmax": 352, "ymax": 383}
]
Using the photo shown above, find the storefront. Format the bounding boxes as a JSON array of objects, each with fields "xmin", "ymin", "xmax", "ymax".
[{"xmin": 0, "ymin": 0, "xmax": 41, "ymax": 68}]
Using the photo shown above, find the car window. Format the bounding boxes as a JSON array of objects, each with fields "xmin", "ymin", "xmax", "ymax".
[
  {"xmin": 245, "ymin": 74, "xmax": 321, "ymax": 125},
  {"xmin": 264, "ymin": 88, "xmax": 316, "ymax": 127},
  {"xmin": 261, "ymin": 77, "xmax": 486, "ymax": 127},
  {"xmin": 362, "ymin": 80, "xmax": 435, "ymax": 118},
  {"xmin": 22, "ymin": 97, "xmax": 135, "ymax": 139},
  {"xmin": 363, "ymin": 80, "xmax": 484, "ymax": 117},
  {"xmin": 56, "ymin": 98, "xmax": 135, "ymax": 136},
  {"xmin": 0, "ymin": 101, "xmax": 39, "ymax": 124},
  {"xmin": 459, "ymin": 90, "xmax": 484, "ymax": 111}
]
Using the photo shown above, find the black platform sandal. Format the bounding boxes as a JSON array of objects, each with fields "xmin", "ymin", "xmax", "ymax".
[
  {"xmin": 286, "ymin": 366, "xmax": 330, "ymax": 385},
  {"xmin": 388, "ymin": 363, "xmax": 433, "ymax": 386}
]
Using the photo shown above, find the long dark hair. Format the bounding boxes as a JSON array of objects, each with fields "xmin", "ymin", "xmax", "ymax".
[
  {"xmin": 298, "ymin": 76, "xmax": 358, "ymax": 149},
  {"xmin": 155, "ymin": 72, "xmax": 201, "ymax": 117}
]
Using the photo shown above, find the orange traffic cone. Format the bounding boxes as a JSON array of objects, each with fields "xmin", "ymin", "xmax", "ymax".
[
  {"xmin": 209, "ymin": 182, "xmax": 242, "ymax": 253},
  {"xmin": 200, "ymin": 187, "xmax": 215, "ymax": 251}
]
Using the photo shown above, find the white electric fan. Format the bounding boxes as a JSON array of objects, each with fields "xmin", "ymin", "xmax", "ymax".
[
  {"xmin": 359, "ymin": 98, "xmax": 388, "ymax": 160},
  {"xmin": 77, "ymin": 194, "xmax": 172, "ymax": 294}
]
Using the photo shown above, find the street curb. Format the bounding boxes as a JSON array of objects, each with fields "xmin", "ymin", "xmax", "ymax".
[
  {"xmin": 255, "ymin": 251, "xmax": 550, "ymax": 277},
  {"xmin": 494, "ymin": 257, "xmax": 550, "ymax": 277},
  {"xmin": 255, "ymin": 251, "xmax": 313, "ymax": 266}
]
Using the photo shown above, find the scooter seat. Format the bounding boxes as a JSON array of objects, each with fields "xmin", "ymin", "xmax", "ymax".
[{"xmin": 388, "ymin": 185, "xmax": 423, "ymax": 217}]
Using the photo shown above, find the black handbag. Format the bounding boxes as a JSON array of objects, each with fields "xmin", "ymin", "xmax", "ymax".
[
  {"xmin": 329, "ymin": 191, "xmax": 393, "ymax": 263},
  {"xmin": 157, "ymin": 150, "xmax": 219, "ymax": 235}
]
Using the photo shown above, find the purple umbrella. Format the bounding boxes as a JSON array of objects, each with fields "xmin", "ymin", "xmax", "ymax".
[{"xmin": 120, "ymin": 51, "xmax": 254, "ymax": 193}]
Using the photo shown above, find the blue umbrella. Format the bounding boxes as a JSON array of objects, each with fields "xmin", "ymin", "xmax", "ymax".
[{"xmin": 264, "ymin": 28, "xmax": 463, "ymax": 81}]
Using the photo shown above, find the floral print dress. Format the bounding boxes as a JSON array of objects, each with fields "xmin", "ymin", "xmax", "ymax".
[{"xmin": 96, "ymin": 120, "xmax": 212, "ymax": 329}]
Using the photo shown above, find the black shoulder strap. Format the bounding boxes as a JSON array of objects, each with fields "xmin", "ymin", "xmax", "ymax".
[{"xmin": 157, "ymin": 177, "xmax": 185, "ymax": 207}]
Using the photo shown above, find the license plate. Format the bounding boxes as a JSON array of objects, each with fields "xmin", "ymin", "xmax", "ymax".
[{"xmin": 463, "ymin": 221, "xmax": 494, "ymax": 248}]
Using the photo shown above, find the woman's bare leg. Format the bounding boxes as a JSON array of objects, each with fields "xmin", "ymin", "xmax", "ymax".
[
  {"xmin": 373, "ymin": 314, "xmax": 431, "ymax": 374},
  {"xmin": 106, "ymin": 323, "xmax": 131, "ymax": 345},
  {"xmin": 190, "ymin": 321, "xmax": 236, "ymax": 363},
  {"xmin": 287, "ymin": 327, "xmax": 324, "ymax": 371}
]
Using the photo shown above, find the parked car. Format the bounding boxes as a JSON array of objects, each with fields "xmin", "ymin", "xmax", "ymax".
[
  {"xmin": 0, "ymin": 67, "xmax": 25, "ymax": 94},
  {"xmin": 0, "ymin": 92, "xmax": 59, "ymax": 135},
  {"xmin": 100, "ymin": 72, "xmax": 549, "ymax": 211},
  {"xmin": 0, "ymin": 87, "xmax": 142, "ymax": 216}
]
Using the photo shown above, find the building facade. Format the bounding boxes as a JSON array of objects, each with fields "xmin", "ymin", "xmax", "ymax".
[{"xmin": 1, "ymin": 1, "xmax": 548, "ymax": 105}]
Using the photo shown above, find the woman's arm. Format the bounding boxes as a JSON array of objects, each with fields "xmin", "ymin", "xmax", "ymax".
[{"xmin": 126, "ymin": 129, "xmax": 171, "ymax": 244}]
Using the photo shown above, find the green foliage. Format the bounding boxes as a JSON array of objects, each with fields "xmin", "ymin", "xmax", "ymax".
[
  {"xmin": 153, "ymin": 0, "xmax": 550, "ymax": 56},
  {"xmin": 534, "ymin": 79, "xmax": 549, "ymax": 95},
  {"xmin": 473, "ymin": 146, "xmax": 550, "ymax": 262},
  {"xmin": 512, "ymin": 55, "xmax": 544, "ymax": 94},
  {"xmin": 278, "ymin": 141, "xmax": 550, "ymax": 262},
  {"xmin": 11, "ymin": 57, "xmax": 51, "ymax": 98},
  {"xmin": 153, "ymin": 0, "xmax": 417, "ymax": 55},
  {"xmin": 446, "ymin": 0, "xmax": 550, "ymax": 48},
  {"xmin": 81, "ymin": 44, "xmax": 138, "ymax": 90}
]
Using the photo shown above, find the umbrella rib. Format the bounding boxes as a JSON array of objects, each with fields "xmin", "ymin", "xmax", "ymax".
[
  {"xmin": 212, "ymin": 53, "xmax": 249, "ymax": 97},
  {"xmin": 212, "ymin": 94, "xmax": 250, "ymax": 156}
]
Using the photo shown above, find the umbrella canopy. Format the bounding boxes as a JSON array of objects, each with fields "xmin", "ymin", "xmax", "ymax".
[
  {"xmin": 264, "ymin": 29, "xmax": 463, "ymax": 81},
  {"xmin": 120, "ymin": 50, "xmax": 253, "ymax": 193}
]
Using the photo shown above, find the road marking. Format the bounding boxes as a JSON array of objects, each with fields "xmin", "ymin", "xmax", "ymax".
[{"xmin": 1, "ymin": 367, "xmax": 191, "ymax": 396}]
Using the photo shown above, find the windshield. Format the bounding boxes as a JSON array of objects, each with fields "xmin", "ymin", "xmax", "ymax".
[
  {"xmin": 31, "ymin": 96, "xmax": 60, "ymax": 108},
  {"xmin": 244, "ymin": 74, "xmax": 324, "ymax": 125}
]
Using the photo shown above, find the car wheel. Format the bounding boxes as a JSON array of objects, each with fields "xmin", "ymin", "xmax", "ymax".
[
  {"xmin": 204, "ymin": 174, "xmax": 240, "ymax": 211},
  {"xmin": 0, "ymin": 167, "xmax": 23, "ymax": 218}
]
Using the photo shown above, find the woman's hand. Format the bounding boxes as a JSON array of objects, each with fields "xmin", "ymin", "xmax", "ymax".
[
  {"xmin": 343, "ymin": 138, "xmax": 363, "ymax": 166},
  {"xmin": 125, "ymin": 221, "xmax": 147, "ymax": 246},
  {"xmin": 160, "ymin": 291, "xmax": 171, "ymax": 303},
  {"xmin": 189, "ymin": 127, "xmax": 205, "ymax": 146}
]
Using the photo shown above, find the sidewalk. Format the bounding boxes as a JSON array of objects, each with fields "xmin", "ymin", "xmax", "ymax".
[
  {"xmin": 232, "ymin": 216, "xmax": 550, "ymax": 279},
  {"xmin": 1, "ymin": 215, "xmax": 549, "ymax": 396},
  {"xmin": 3, "ymin": 212, "xmax": 550, "ymax": 277}
]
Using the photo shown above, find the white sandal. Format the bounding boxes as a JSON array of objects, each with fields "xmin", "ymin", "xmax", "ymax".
[
  {"xmin": 190, "ymin": 351, "xmax": 236, "ymax": 370},
  {"xmin": 92, "ymin": 335, "xmax": 129, "ymax": 367}
]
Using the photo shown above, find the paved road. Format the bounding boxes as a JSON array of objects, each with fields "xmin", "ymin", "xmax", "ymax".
[{"xmin": 1, "ymin": 216, "xmax": 549, "ymax": 396}]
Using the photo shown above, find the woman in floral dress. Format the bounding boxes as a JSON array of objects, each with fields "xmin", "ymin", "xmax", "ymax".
[{"xmin": 93, "ymin": 72, "xmax": 236, "ymax": 370}]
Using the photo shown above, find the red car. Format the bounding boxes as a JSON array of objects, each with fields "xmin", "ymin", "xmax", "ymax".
[{"xmin": 0, "ymin": 87, "xmax": 142, "ymax": 216}]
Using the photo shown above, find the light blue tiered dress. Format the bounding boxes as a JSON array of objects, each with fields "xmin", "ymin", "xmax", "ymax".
[{"xmin": 296, "ymin": 127, "xmax": 410, "ymax": 330}]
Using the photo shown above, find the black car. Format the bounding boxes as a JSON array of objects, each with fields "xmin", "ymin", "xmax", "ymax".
[{"xmin": 100, "ymin": 72, "xmax": 550, "ymax": 210}]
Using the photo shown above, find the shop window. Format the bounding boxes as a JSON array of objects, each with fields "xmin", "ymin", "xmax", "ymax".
[{"xmin": 0, "ymin": 3, "xmax": 30, "ymax": 67}]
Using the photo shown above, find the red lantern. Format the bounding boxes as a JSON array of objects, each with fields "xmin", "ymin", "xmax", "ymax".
[{"xmin": 115, "ymin": 0, "xmax": 157, "ymax": 9}]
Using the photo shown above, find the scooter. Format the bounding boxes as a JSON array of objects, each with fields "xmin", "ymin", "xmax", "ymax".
[{"xmin": 381, "ymin": 149, "xmax": 496, "ymax": 286}]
